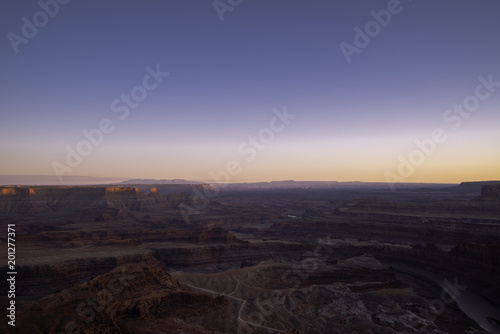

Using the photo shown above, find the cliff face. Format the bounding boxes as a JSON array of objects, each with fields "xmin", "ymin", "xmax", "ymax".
[
  {"xmin": 124, "ymin": 183, "xmax": 215, "ymax": 196},
  {"xmin": 479, "ymin": 184, "xmax": 500, "ymax": 200},
  {"xmin": 0, "ymin": 186, "xmax": 195, "ymax": 219},
  {"xmin": 0, "ymin": 186, "xmax": 141, "ymax": 215},
  {"xmin": 153, "ymin": 242, "xmax": 311, "ymax": 272}
]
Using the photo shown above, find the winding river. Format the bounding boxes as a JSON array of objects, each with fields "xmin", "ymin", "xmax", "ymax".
[{"xmin": 394, "ymin": 266, "xmax": 500, "ymax": 334}]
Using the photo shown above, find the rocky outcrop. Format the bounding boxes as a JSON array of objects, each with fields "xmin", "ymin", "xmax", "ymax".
[
  {"xmin": 14, "ymin": 251, "xmax": 157, "ymax": 300},
  {"xmin": 6, "ymin": 264, "xmax": 228, "ymax": 334},
  {"xmin": 478, "ymin": 184, "xmax": 500, "ymax": 200}
]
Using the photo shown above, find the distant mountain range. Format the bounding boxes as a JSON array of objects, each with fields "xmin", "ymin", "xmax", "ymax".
[
  {"xmin": 0, "ymin": 175, "xmax": 129, "ymax": 186},
  {"xmin": 120, "ymin": 179, "xmax": 457, "ymax": 190},
  {"xmin": 119, "ymin": 178, "xmax": 202, "ymax": 185},
  {"xmin": 0, "ymin": 176, "xmax": 204, "ymax": 186},
  {"xmin": 216, "ymin": 181, "xmax": 455, "ymax": 191}
]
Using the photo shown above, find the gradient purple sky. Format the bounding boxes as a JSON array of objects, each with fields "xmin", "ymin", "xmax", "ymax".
[{"xmin": 1, "ymin": 0, "xmax": 499, "ymax": 183}]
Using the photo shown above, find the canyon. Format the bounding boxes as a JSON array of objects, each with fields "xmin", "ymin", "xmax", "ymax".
[{"xmin": 0, "ymin": 181, "xmax": 499, "ymax": 333}]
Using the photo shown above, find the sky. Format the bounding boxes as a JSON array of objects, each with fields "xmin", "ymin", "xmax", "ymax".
[{"xmin": 0, "ymin": 0, "xmax": 499, "ymax": 183}]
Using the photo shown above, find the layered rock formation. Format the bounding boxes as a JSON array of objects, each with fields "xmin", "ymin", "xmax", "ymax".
[
  {"xmin": 152, "ymin": 241, "xmax": 311, "ymax": 272},
  {"xmin": 121, "ymin": 183, "xmax": 215, "ymax": 196},
  {"xmin": 479, "ymin": 184, "xmax": 500, "ymax": 200},
  {"xmin": 6, "ymin": 264, "xmax": 228, "ymax": 334},
  {"xmin": 0, "ymin": 186, "xmax": 198, "ymax": 220},
  {"xmin": 1, "ymin": 184, "xmax": 498, "ymax": 333},
  {"xmin": 0, "ymin": 186, "xmax": 141, "ymax": 216},
  {"xmin": 198, "ymin": 227, "xmax": 239, "ymax": 244}
]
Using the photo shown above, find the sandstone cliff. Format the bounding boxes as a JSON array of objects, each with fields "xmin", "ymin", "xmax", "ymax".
[{"xmin": 0, "ymin": 186, "xmax": 197, "ymax": 220}]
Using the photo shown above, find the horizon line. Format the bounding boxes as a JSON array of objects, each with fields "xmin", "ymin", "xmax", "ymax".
[{"xmin": 1, "ymin": 174, "xmax": 500, "ymax": 186}]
